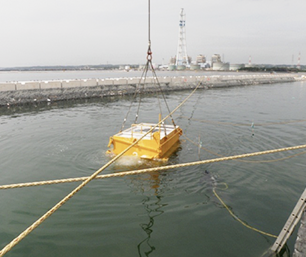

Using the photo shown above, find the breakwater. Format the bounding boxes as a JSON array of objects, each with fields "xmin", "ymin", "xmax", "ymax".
[{"xmin": 0, "ymin": 73, "xmax": 304, "ymax": 106}]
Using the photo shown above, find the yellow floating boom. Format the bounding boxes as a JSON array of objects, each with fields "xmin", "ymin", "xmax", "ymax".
[{"xmin": 106, "ymin": 123, "xmax": 183, "ymax": 161}]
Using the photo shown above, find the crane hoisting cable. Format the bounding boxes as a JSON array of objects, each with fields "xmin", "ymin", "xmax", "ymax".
[{"xmin": 106, "ymin": 0, "xmax": 183, "ymax": 161}]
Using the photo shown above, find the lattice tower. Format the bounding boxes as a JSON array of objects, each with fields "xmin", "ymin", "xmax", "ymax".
[{"xmin": 175, "ymin": 8, "xmax": 189, "ymax": 67}]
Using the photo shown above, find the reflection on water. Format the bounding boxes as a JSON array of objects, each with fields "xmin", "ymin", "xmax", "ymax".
[
  {"xmin": 138, "ymin": 195, "xmax": 164, "ymax": 257},
  {"xmin": 128, "ymin": 169, "xmax": 164, "ymax": 257}
]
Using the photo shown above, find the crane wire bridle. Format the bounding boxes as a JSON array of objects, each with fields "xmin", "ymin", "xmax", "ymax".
[{"xmin": 120, "ymin": 0, "xmax": 176, "ymax": 133}]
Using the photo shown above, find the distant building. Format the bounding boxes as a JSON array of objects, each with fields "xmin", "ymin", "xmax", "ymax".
[
  {"xmin": 211, "ymin": 54, "xmax": 222, "ymax": 66},
  {"xmin": 196, "ymin": 54, "xmax": 206, "ymax": 64},
  {"xmin": 168, "ymin": 57, "xmax": 177, "ymax": 71},
  {"xmin": 211, "ymin": 54, "xmax": 229, "ymax": 71},
  {"xmin": 169, "ymin": 56, "xmax": 176, "ymax": 65}
]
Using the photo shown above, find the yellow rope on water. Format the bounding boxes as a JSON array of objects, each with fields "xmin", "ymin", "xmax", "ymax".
[
  {"xmin": 0, "ymin": 76, "xmax": 204, "ymax": 257},
  {"xmin": 1, "ymin": 144, "xmax": 306, "ymax": 190},
  {"xmin": 213, "ymin": 183, "xmax": 277, "ymax": 238}
]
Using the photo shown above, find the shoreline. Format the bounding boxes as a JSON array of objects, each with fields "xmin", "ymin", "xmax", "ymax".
[{"xmin": 0, "ymin": 74, "xmax": 304, "ymax": 107}]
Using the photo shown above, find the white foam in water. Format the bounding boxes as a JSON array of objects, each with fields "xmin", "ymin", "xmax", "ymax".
[{"xmin": 115, "ymin": 155, "xmax": 145, "ymax": 167}]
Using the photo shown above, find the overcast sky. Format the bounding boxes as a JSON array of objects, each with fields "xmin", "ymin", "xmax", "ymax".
[{"xmin": 0, "ymin": 0, "xmax": 305, "ymax": 67}]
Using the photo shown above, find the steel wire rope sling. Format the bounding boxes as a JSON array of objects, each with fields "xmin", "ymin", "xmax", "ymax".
[{"xmin": 121, "ymin": 0, "xmax": 176, "ymax": 133}]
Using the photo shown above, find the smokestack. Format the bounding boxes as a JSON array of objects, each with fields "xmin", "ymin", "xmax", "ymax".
[
  {"xmin": 297, "ymin": 52, "xmax": 301, "ymax": 69},
  {"xmin": 248, "ymin": 55, "xmax": 252, "ymax": 66}
]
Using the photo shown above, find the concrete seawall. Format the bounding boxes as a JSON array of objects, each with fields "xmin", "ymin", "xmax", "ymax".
[{"xmin": 0, "ymin": 74, "xmax": 304, "ymax": 106}]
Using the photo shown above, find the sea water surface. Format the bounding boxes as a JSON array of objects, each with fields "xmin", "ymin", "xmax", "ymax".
[{"xmin": 0, "ymin": 75, "xmax": 306, "ymax": 257}]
